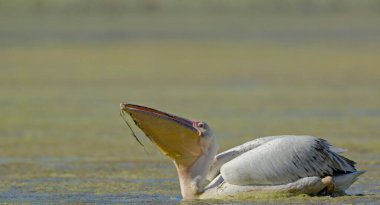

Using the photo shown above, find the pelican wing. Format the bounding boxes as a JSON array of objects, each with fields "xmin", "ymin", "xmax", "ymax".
[
  {"xmin": 207, "ymin": 136, "xmax": 282, "ymax": 181},
  {"xmin": 220, "ymin": 135, "xmax": 356, "ymax": 186}
]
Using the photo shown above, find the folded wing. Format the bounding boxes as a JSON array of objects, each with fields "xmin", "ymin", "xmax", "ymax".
[{"xmin": 220, "ymin": 136, "xmax": 356, "ymax": 186}]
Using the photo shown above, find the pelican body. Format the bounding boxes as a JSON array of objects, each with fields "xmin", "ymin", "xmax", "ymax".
[{"xmin": 120, "ymin": 103, "xmax": 365, "ymax": 199}]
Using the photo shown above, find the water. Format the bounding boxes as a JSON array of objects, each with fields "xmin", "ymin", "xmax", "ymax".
[
  {"xmin": 0, "ymin": 154, "xmax": 379, "ymax": 204},
  {"xmin": 1, "ymin": 4, "xmax": 379, "ymax": 203}
]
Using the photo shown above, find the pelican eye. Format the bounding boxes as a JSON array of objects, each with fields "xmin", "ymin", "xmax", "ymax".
[{"xmin": 197, "ymin": 122, "xmax": 204, "ymax": 128}]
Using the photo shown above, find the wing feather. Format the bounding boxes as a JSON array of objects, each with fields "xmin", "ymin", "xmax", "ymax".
[
  {"xmin": 207, "ymin": 136, "xmax": 282, "ymax": 181},
  {"xmin": 220, "ymin": 136, "xmax": 356, "ymax": 186}
]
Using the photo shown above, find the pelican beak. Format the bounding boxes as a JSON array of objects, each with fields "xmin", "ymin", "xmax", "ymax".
[{"xmin": 120, "ymin": 103, "xmax": 203, "ymax": 166}]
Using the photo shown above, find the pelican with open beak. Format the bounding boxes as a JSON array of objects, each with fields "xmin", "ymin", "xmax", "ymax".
[{"xmin": 120, "ymin": 103, "xmax": 365, "ymax": 199}]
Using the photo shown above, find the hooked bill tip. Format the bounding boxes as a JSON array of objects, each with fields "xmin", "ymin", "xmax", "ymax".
[{"xmin": 120, "ymin": 102, "xmax": 128, "ymax": 111}]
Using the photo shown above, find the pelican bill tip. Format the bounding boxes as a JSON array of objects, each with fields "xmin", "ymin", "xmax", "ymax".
[{"xmin": 120, "ymin": 102, "xmax": 129, "ymax": 111}]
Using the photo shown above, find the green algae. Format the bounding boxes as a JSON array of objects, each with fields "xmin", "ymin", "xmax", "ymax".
[{"xmin": 0, "ymin": 5, "xmax": 380, "ymax": 204}]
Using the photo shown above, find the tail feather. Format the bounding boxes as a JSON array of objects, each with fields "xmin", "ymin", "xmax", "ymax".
[{"xmin": 333, "ymin": 171, "xmax": 366, "ymax": 192}]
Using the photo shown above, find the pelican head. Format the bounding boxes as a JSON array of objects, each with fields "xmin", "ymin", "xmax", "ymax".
[
  {"xmin": 120, "ymin": 103, "xmax": 218, "ymax": 199},
  {"xmin": 120, "ymin": 103, "xmax": 215, "ymax": 166}
]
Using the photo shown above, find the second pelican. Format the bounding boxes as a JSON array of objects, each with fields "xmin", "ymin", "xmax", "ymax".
[{"xmin": 120, "ymin": 103, "xmax": 365, "ymax": 199}]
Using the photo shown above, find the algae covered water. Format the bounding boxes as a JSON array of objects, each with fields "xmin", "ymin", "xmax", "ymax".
[
  {"xmin": 1, "ymin": 1, "xmax": 380, "ymax": 204},
  {"xmin": 0, "ymin": 155, "xmax": 379, "ymax": 204}
]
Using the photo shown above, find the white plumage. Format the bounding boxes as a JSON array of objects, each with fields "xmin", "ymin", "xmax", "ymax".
[{"xmin": 218, "ymin": 136, "xmax": 356, "ymax": 185}]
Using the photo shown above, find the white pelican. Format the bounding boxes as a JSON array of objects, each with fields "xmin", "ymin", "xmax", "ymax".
[{"xmin": 120, "ymin": 103, "xmax": 365, "ymax": 199}]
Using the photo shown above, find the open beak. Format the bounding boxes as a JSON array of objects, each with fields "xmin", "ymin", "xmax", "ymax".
[{"xmin": 120, "ymin": 103, "xmax": 203, "ymax": 166}]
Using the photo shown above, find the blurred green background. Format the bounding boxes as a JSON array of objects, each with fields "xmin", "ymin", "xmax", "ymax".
[{"xmin": 0, "ymin": 0, "xmax": 379, "ymax": 204}]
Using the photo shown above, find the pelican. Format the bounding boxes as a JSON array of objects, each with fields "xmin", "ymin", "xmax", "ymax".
[{"xmin": 120, "ymin": 103, "xmax": 365, "ymax": 199}]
